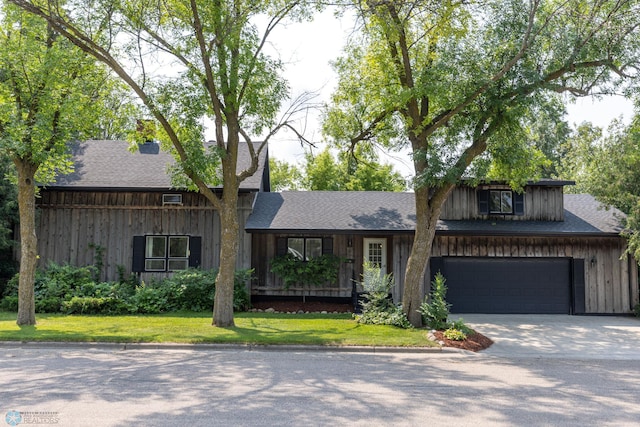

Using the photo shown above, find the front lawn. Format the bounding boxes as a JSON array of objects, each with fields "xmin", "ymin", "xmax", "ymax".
[{"xmin": 0, "ymin": 311, "xmax": 437, "ymax": 348}]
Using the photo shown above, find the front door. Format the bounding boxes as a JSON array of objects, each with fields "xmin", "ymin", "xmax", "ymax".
[{"xmin": 363, "ymin": 238, "xmax": 387, "ymax": 274}]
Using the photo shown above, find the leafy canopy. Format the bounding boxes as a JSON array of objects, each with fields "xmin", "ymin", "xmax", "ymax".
[
  {"xmin": 558, "ymin": 116, "xmax": 640, "ymax": 261},
  {"xmin": 0, "ymin": 3, "xmax": 111, "ymax": 180},
  {"xmin": 325, "ymin": 0, "xmax": 640, "ymax": 189}
]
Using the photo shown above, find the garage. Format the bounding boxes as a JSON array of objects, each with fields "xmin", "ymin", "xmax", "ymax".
[{"xmin": 430, "ymin": 257, "xmax": 573, "ymax": 314}]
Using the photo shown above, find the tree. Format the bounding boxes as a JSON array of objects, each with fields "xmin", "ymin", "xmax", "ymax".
[
  {"xmin": 555, "ymin": 121, "xmax": 604, "ymax": 193},
  {"xmin": 325, "ymin": 1, "xmax": 640, "ymax": 326},
  {"xmin": 0, "ymin": 156, "xmax": 17, "ymax": 253},
  {"xmin": 303, "ymin": 148, "xmax": 343, "ymax": 190},
  {"xmin": 269, "ymin": 158, "xmax": 303, "ymax": 191},
  {"xmin": 270, "ymin": 145, "xmax": 407, "ymax": 191},
  {"xmin": 303, "ymin": 146, "xmax": 407, "ymax": 190},
  {"xmin": 0, "ymin": 3, "xmax": 112, "ymax": 325},
  {"xmin": 559, "ymin": 117, "xmax": 640, "ymax": 260},
  {"xmin": 9, "ymin": 0, "xmax": 317, "ymax": 326}
]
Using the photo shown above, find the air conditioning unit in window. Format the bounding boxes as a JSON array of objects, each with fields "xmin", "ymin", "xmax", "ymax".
[{"xmin": 162, "ymin": 194, "xmax": 183, "ymax": 206}]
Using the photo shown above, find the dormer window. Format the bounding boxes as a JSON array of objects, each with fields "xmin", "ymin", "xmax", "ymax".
[
  {"xmin": 478, "ymin": 189, "xmax": 524, "ymax": 215},
  {"xmin": 490, "ymin": 190, "xmax": 513, "ymax": 214}
]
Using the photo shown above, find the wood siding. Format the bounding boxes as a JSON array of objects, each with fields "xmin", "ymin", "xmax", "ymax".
[
  {"xmin": 430, "ymin": 235, "xmax": 638, "ymax": 314},
  {"xmin": 35, "ymin": 190, "xmax": 255, "ymax": 282},
  {"xmin": 440, "ymin": 185, "xmax": 565, "ymax": 221},
  {"xmin": 252, "ymin": 233, "xmax": 369, "ymax": 299},
  {"xmin": 252, "ymin": 232, "xmax": 638, "ymax": 314}
]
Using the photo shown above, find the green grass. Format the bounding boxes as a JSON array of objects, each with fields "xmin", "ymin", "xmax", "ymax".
[{"xmin": 0, "ymin": 311, "xmax": 437, "ymax": 348}]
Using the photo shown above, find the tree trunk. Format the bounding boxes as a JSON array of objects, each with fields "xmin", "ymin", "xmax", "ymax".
[
  {"xmin": 402, "ymin": 185, "xmax": 449, "ymax": 327},
  {"xmin": 212, "ymin": 194, "xmax": 239, "ymax": 327},
  {"xmin": 14, "ymin": 158, "xmax": 38, "ymax": 326}
]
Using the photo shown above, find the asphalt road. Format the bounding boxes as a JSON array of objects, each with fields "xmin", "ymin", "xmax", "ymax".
[{"xmin": 1, "ymin": 345, "xmax": 639, "ymax": 426}]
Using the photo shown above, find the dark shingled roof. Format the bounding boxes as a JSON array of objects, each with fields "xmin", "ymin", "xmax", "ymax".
[
  {"xmin": 50, "ymin": 140, "xmax": 267, "ymax": 191},
  {"xmin": 245, "ymin": 191, "xmax": 625, "ymax": 236}
]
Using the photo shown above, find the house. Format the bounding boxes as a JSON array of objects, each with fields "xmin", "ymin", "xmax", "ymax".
[
  {"xmin": 246, "ymin": 183, "xmax": 638, "ymax": 314},
  {"xmin": 34, "ymin": 140, "xmax": 639, "ymax": 314},
  {"xmin": 35, "ymin": 139, "xmax": 268, "ymax": 281}
]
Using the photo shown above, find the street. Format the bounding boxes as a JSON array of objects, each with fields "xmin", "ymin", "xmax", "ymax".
[{"xmin": 1, "ymin": 345, "xmax": 639, "ymax": 426}]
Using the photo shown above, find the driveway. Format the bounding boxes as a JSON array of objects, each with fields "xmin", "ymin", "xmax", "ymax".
[{"xmin": 452, "ymin": 314, "xmax": 640, "ymax": 359}]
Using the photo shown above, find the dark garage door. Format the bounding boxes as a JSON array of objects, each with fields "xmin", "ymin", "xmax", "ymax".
[{"xmin": 433, "ymin": 257, "xmax": 571, "ymax": 314}]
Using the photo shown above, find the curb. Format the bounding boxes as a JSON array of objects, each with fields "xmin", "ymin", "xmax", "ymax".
[{"xmin": 0, "ymin": 340, "xmax": 456, "ymax": 354}]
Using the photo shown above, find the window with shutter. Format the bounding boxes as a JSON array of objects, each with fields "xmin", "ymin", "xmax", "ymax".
[
  {"xmin": 132, "ymin": 235, "xmax": 200, "ymax": 272},
  {"xmin": 477, "ymin": 189, "xmax": 524, "ymax": 216},
  {"xmin": 280, "ymin": 237, "xmax": 333, "ymax": 260}
]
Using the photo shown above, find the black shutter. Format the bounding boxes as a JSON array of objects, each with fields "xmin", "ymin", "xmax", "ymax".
[
  {"xmin": 188, "ymin": 236, "xmax": 202, "ymax": 268},
  {"xmin": 276, "ymin": 237, "xmax": 287, "ymax": 256},
  {"xmin": 132, "ymin": 236, "xmax": 146, "ymax": 272},
  {"xmin": 514, "ymin": 192, "xmax": 525, "ymax": 215},
  {"xmin": 322, "ymin": 237, "xmax": 333, "ymax": 255},
  {"xmin": 477, "ymin": 190, "xmax": 489, "ymax": 215},
  {"xmin": 572, "ymin": 258, "xmax": 586, "ymax": 314}
]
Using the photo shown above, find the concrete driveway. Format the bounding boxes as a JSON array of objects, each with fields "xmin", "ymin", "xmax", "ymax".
[{"xmin": 452, "ymin": 314, "xmax": 640, "ymax": 360}]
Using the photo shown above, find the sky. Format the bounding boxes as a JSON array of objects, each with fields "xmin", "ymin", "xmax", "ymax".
[{"xmin": 263, "ymin": 9, "xmax": 636, "ymax": 178}]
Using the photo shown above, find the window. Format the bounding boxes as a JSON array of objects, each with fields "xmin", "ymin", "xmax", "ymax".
[
  {"xmin": 276, "ymin": 237, "xmax": 333, "ymax": 260},
  {"xmin": 287, "ymin": 237, "xmax": 323, "ymax": 260},
  {"xmin": 477, "ymin": 189, "xmax": 524, "ymax": 215},
  {"xmin": 489, "ymin": 190, "xmax": 513, "ymax": 214},
  {"xmin": 162, "ymin": 194, "xmax": 183, "ymax": 205},
  {"xmin": 132, "ymin": 235, "xmax": 201, "ymax": 273}
]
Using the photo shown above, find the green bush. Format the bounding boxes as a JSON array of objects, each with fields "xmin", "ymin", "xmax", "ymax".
[
  {"xmin": 130, "ymin": 283, "xmax": 170, "ymax": 314},
  {"xmin": 449, "ymin": 318, "xmax": 473, "ymax": 336},
  {"xmin": 0, "ymin": 295, "xmax": 18, "ymax": 311},
  {"xmin": 355, "ymin": 261, "xmax": 411, "ymax": 329},
  {"xmin": 419, "ymin": 272, "xmax": 451, "ymax": 330},
  {"xmin": 233, "ymin": 269, "xmax": 253, "ymax": 312},
  {"xmin": 165, "ymin": 268, "xmax": 217, "ymax": 312},
  {"xmin": 0, "ymin": 263, "xmax": 253, "ymax": 315},
  {"xmin": 443, "ymin": 327, "xmax": 467, "ymax": 341},
  {"xmin": 63, "ymin": 296, "xmax": 128, "ymax": 315},
  {"xmin": 270, "ymin": 254, "xmax": 342, "ymax": 288},
  {"xmin": 36, "ymin": 297, "xmax": 62, "ymax": 313}
]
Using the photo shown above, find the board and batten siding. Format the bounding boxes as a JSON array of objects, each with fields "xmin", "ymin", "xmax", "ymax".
[
  {"xmin": 427, "ymin": 235, "xmax": 638, "ymax": 314},
  {"xmin": 35, "ymin": 190, "xmax": 255, "ymax": 282},
  {"xmin": 440, "ymin": 185, "xmax": 565, "ymax": 221},
  {"xmin": 251, "ymin": 233, "xmax": 357, "ymax": 298},
  {"xmin": 251, "ymin": 231, "xmax": 638, "ymax": 314}
]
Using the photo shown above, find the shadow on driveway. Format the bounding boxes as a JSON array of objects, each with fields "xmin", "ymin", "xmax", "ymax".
[{"xmin": 453, "ymin": 314, "xmax": 640, "ymax": 360}]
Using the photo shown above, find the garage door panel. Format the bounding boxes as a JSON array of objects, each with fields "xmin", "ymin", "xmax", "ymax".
[{"xmin": 437, "ymin": 257, "xmax": 571, "ymax": 314}]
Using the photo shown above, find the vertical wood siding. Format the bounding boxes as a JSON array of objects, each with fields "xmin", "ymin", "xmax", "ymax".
[
  {"xmin": 440, "ymin": 185, "xmax": 564, "ymax": 221},
  {"xmin": 35, "ymin": 190, "xmax": 255, "ymax": 282},
  {"xmin": 251, "ymin": 233, "xmax": 359, "ymax": 298},
  {"xmin": 251, "ymin": 232, "xmax": 638, "ymax": 314},
  {"xmin": 430, "ymin": 235, "xmax": 637, "ymax": 314}
]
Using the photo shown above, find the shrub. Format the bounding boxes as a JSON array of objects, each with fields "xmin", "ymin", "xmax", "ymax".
[
  {"xmin": 233, "ymin": 269, "xmax": 253, "ymax": 312},
  {"xmin": 63, "ymin": 296, "xmax": 128, "ymax": 315},
  {"xmin": 355, "ymin": 261, "xmax": 411, "ymax": 329},
  {"xmin": 634, "ymin": 303, "xmax": 640, "ymax": 318},
  {"xmin": 36, "ymin": 297, "xmax": 62, "ymax": 313},
  {"xmin": 270, "ymin": 254, "xmax": 342, "ymax": 288},
  {"xmin": 449, "ymin": 318, "xmax": 473, "ymax": 336},
  {"xmin": 0, "ymin": 295, "xmax": 18, "ymax": 311},
  {"xmin": 443, "ymin": 327, "xmax": 467, "ymax": 341},
  {"xmin": 419, "ymin": 272, "xmax": 451, "ymax": 330},
  {"xmin": 165, "ymin": 268, "xmax": 217, "ymax": 312},
  {"xmin": 129, "ymin": 283, "xmax": 170, "ymax": 314},
  {"xmin": 0, "ymin": 263, "xmax": 253, "ymax": 315}
]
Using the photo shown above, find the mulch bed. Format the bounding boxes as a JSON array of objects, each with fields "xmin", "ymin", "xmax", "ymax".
[
  {"xmin": 250, "ymin": 300, "xmax": 494, "ymax": 352},
  {"xmin": 432, "ymin": 330, "xmax": 494, "ymax": 352}
]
